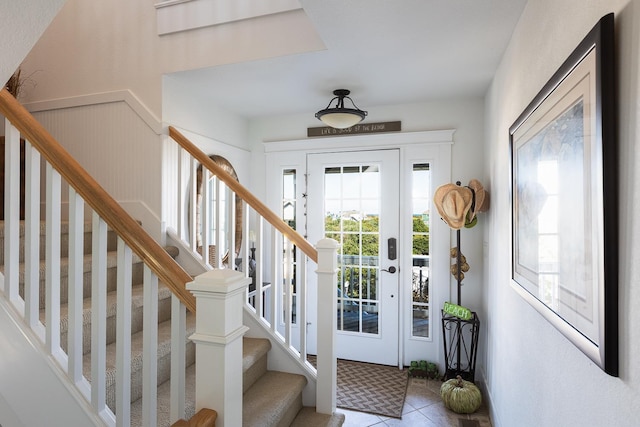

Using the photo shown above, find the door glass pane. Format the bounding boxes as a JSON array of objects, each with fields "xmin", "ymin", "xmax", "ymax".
[
  {"xmin": 411, "ymin": 163, "xmax": 431, "ymax": 338},
  {"xmin": 324, "ymin": 164, "xmax": 381, "ymax": 335}
]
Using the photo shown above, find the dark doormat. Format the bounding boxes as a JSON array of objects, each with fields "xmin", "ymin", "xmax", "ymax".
[
  {"xmin": 459, "ymin": 419, "xmax": 481, "ymax": 427},
  {"xmin": 336, "ymin": 359, "xmax": 408, "ymax": 419},
  {"xmin": 308, "ymin": 356, "xmax": 408, "ymax": 419}
]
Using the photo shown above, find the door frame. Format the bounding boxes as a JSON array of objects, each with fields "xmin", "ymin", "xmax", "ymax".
[{"xmin": 264, "ymin": 130, "xmax": 454, "ymax": 367}]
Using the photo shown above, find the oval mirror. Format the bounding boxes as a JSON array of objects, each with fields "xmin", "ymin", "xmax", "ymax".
[{"xmin": 195, "ymin": 155, "xmax": 243, "ymax": 267}]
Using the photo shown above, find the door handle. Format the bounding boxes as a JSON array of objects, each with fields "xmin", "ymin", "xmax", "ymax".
[{"xmin": 382, "ymin": 266, "xmax": 397, "ymax": 274}]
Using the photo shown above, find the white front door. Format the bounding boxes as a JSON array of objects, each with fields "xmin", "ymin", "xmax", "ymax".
[{"xmin": 307, "ymin": 150, "xmax": 400, "ymax": 365}]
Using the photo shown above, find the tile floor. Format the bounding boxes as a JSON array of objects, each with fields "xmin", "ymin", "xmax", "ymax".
[{"xmin": 338, "ymin": 377, "xmax": 492, "ymax": 427}]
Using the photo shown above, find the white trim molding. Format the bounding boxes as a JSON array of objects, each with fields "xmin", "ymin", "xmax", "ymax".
[
  {"xmin": 155, "ymin": 0, "xmax": 302, "ymax": 36},
  {"xmin": 24, "ymin": 90, "xmax": 163, "ymax": 135},
  {"xmin": 263, "ymin": 129, "xmax": 455, "ymax": 153}
]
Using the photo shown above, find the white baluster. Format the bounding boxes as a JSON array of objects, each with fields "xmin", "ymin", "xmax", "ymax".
[
  {"xmin": 214, "ymin": 176, "xmax": 222, "ymax": 268},
  {"xmin": 3, "ymin": 121, "xmax": 20, "ymax": 305},
  {"xmin": 142, "ymin": 266, "xmax": 158, "ymax": 427},
  {"xmin": 227, "ymin": 185, "xmax": 234, "ymax": 268},
  {"xmin": 255, "ymin": 218, "xmax": 264, "ymax": 320},
  {"xmin": 116, "ymin": 238, "xmax": 132, "ymax": 426},
  {"xmin": 177, "ymin": 148, "xmax": 185, "ymax": 241},
  {"xmin": 283, "ymin": 237, "xmax": 293, "ymax": 345},
  {"xmin": 170, "ymin": 294, "xmax": 187, "ymax": 424},
  {"xmin": 45, "ymin": 164, "xmax": 62, "ymax": 362},
  {"xmin": 270, "ymin": 226, "xmax": 279, "ymax": 333},
  {"xmin": 91, "ymin": 213, "xmax": 108, "ymax": 416},
  {"xmin": 68, "ymin": 188, "xmax": 85, "ymax": 385},
  {"xmin": 24, "ymin": 142, "xmax": 41, "ymax": 334},
  {"xmin": 189, "ymin": 157, "xmax": 198, "ymax": 252},
  {"xmin": 202, "ymin": 168, "xmax": 211, "ymax": 267},
  {"xmin": 298, "ymin": 249, "xmax": 308, "ymax": 362}
]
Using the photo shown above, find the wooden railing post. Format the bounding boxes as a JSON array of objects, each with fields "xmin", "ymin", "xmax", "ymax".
[
  {"xmin": 186, "ymin": 269, "xmax": 250, "ymax": 427},
  {"xmin": 315, "ymin": 238, "xmax": 339, "ymax": 414}
]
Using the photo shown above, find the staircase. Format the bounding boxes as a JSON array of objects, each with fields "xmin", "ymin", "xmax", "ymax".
[
  {"xmin": 0, "ymin": 89, "xmax": 342, "ymax": 426},
  {"xmin": 0, "ymin": 220, "xmax": 344, "ymax": 426}
]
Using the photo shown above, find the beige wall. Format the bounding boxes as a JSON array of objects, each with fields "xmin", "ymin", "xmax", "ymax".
[
  {"xmin": 484, "ymin": 1, "xmax": 640, "ymax": 425},
  {"xmin": 16, "ymin": 0, "xmax": 324, "ymax": 233},
  {"xmin": 19, "ymin": 0, "xmax": 325, "ymax": 117}
]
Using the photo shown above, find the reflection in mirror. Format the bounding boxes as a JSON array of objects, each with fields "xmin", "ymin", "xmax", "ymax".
[{"xmin": 195, "ymin": 155, "xmax": 243, "ymax": 267}]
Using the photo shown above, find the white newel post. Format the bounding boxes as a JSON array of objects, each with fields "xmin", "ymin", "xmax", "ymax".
[
  {"xmin": 187, "ymin": 269, "xmax": 250, "ymax": 427},
  {"xmin": 315, "ymin": 238, "xmax": 339, "ymax": 415}
]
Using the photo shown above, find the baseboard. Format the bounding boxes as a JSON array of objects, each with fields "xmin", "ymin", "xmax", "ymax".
[
  {"xmin": 119, "ymin": 200, "xmax": 164, "ymax": 242},
  {"xmin": 478, "ymin": 367, "xmax": 499, "ymax": 427}
]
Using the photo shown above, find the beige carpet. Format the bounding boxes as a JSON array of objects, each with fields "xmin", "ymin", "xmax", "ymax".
[{"xmin": 309, "ymin": 356, "xmax": 408, "ymax": 419}]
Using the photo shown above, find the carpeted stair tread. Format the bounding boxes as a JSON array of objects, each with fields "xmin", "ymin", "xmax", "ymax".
[
  {"xmin": 0, "ymin": 220, "xmax": 118, "ymax": 264},
  {"xmin": 51, "ymin": 282, "xmax": 174, "ymax": 354},
  {"xmin": 0, "ymin": 219, "xmax": 144, "ymax": 238},
  {"xmin": 130, "ymin": 361, "xmax": 196, "ymax": 427},
  {"xmin": 243, "ymin": 370, "xmax": 307, "ymax": 427},
  {"xmin": 290, "ymin": 407, "xmax": 346, "ymax": 427},
  {"xmin": 53, "ymin": 282, "xmax": 173, "ymax": 330},
  {"xmin": 82, "ymin": 309, "xmax": 196, "ymax": 408},
  {"xmin": 21, "ymin": 250, "xmax": 144, "ymax": 278},
  {"xmin": 0, "ymin": 219, "xmax": 93, "ymax": 238}
]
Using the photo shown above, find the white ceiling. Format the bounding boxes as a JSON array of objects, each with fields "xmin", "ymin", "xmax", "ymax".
[{"xmin": 168, "ymin": 0, "xmax": 528, "ymax": 120}]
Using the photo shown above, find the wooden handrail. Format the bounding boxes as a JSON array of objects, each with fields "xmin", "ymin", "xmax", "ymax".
[
  {"xmin": 172, "ymin": 408, "xmax": 217, "ymax": 426},
  {"xmin": 0, "ymin": 89, "xmax": 196, "ymax": 313},
  {"xmin": 168, "ymin": 126, "xmax": 319, "ymax": 264}
]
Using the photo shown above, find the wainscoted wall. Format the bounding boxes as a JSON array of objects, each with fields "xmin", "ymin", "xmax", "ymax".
[{"xmin": 25, "ymin": 91, "xmax": 165, "ymax": 241}]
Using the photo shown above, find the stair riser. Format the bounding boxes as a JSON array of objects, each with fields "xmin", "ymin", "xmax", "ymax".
[
  {"xmin": 0, "ymin": 227, "xmax": 118, "ymax": 265},
  {"xmin": 20, "ymin": 261, "xmax": 144, "ymax": 309},
  {"xmin": 105, "ymin": 341, "xmax": 196, "ymax": 411},
  {"xmin": 60, "ymin": 294, "xmax": 173, "ymax": 355},
  {"xmin": 244, "ymin": 352, "xmax": 268, "ymax": 393},
  {"xmin": 277, "ymin": 394, "xmax": 303, "ymax": 427}
]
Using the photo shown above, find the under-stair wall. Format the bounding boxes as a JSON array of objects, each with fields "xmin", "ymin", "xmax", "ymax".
[{"xmin": 0, "ymin": 295, "xmax": 101, "ymax": 426}]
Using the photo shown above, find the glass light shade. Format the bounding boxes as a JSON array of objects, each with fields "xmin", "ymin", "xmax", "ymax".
[{"xmin": 316, "ymin": 110, "xmax": 366, "ymax": 129}]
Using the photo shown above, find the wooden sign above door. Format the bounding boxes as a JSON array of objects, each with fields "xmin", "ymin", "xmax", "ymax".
[{"xmin": 307, "ymin": 121, "xmax": 401, "ymax": 138}]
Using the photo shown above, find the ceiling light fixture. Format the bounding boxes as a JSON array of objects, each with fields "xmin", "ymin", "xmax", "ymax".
[{"xmin": 315, "ymin": 89, "xmax": 368, "ymax": 129}]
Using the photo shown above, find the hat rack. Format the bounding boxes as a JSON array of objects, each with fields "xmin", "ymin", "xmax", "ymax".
[
  {"xmin": 441, "ymin": 180, "xmax": 480, "ymax": 382},
  {"xmin": 453, "ymin": 180, "xmax": 467, "ymax": 305}
]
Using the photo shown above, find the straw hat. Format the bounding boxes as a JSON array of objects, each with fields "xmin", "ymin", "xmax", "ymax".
[
  {"xmin": 466, "ymin": 179, "xmax": 487, "ymax": 221},
  {"xmin": 433, "ymin": 183, "xmax": 473, "ymax": 230}
]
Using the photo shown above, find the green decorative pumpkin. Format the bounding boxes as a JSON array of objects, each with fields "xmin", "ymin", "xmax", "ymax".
[{"xmin": 440, "ymin": 375, "xmax": 482, "ymax": 414}]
